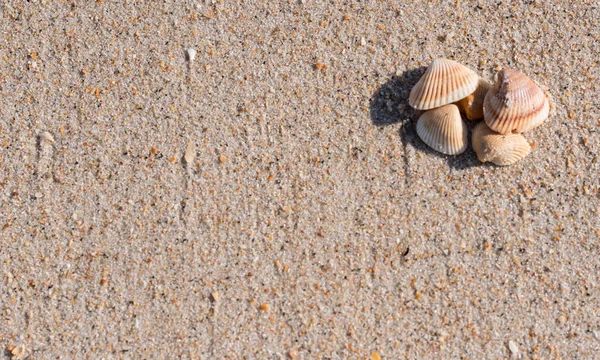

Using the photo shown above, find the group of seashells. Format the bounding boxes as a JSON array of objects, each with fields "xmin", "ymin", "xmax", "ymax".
[{"xmin": 408, "ymin": 58, "xmax": 550, "ymax": 166}]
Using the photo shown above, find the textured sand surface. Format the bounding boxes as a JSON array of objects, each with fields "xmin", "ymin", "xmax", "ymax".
[{"xmin": 1, "ymin": 1, "xmax": 599, "ymax": 358}]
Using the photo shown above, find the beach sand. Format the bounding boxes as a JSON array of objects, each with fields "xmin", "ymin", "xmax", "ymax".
[{"xmin": 1, "ymin": 1, "xmax": 599, "ymax": 358}]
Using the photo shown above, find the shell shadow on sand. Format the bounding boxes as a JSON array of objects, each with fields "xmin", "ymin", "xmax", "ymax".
[{"xmin": 369, "ymin": 67, "xmax": 481, "ymax": 170}]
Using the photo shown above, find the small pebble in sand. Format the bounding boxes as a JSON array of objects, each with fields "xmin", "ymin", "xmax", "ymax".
[
  {"xmin": 10, "ymin": 346, "xmax": 24, "ymax": 356},
  {"xmin": 186, "ymin": 48, "xmax": 197, "ymax": 62},
  {"xmin": 184, "ymin": 142, "xmax": 195, "ymax": 164},
  {"xmin": 259, "ymin": 303, "xmax": 270, "ymax": 312},
  {"xmin": 371, "ymin": 352, "xmax": 381, "ymax": 360},
  {"xmin": 440, "ymin": 32, "xmax": 455, "ymax": 42},
  {"xmin": 203, "ymin": 9, "xmax": 215, "ymax": 19},
  {"xmin": 41, "ymin": 131, "xmax": 54, "ymax": 143},
  {"xmin": 508, "ymin": 340, "xmax": 518, "ymax": 355}
]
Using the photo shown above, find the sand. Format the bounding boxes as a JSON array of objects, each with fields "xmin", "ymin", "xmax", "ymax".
[{"xmin": 1, "ymin": 1, "xmax": 599, "ymax": 358}]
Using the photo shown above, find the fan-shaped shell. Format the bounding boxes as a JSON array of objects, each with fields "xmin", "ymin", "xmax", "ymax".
[
  {"xmin": 484, "ymin": 69, "xmax": 549, "ymax": 134},
  {"xmin": 456, "ymin": 79, "xmax": 491, "ymax": 120},
  {"xmin": 416, "ymin": 104, "xmax": 467, "ymax": 155},
  {"xmin": 472, "ymin": 122, "xmax": 531, "ymax": 166},
  {"xmin": 409, "ymin": 58, "xmax": 479, "ymax": 110}
]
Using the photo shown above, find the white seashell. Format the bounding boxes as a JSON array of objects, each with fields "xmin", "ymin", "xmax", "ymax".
[
  {"xmin": 416, "ymin": 104, "xmax": 468, "ymax": 155},
  {"xmin": 409, "ymin": 58, "xmax": 479, "ymax": 110}
]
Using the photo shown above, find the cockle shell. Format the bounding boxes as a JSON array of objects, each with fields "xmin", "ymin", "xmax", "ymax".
[
  {"xmin": 416, "ymin": 104, "xmax": 468, "ymax": 155},
  {"xmin": 456, "ymin": 79, "xmax": 491, "ymax": 120},
  {"xmin": 483, "ymin": 69, "xmax": 549, "ymax": 134},
  {"xmin": 409, "ymin": 58, "xmax": 479, "ymax": 110},
  {"xmin": 472, "ymin": 122, "xmax": 531, "ymax": 166}
]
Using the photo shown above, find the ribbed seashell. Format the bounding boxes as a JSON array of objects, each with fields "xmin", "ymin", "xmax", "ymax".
[
  {"xmin": 456, "ymin": 79, "xmax": 491, "ymax": 120},
  {"xmin": 409, "ymin": 58, "xmax": 479, "ymax": 110},
  {"xmin": 416, "ymin": 104, "xmax": 467, "ymax": 155},
  {"xmin": 472, "ymin": 122, "xmax": 531, "ymax": 166},
  {"xmin": 484, "ymin": 69, "xmax": 549, "ymax": 134}
]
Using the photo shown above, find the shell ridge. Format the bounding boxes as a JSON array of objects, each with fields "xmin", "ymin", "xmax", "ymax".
[
  {"xmin": 420, "ymin": 65, "xmax": 436, "ymax": 109},
  {"xmin": 416, "ymin": 105, "xmax": 466, "ymax": 155},
  {"xmin": 447, "ymin": 62, "xmax": 456, "ymax": 107},
  {"xmin": 484, "ymin": 69, "xmax": 549, "ymax": 134},
  {"xmin": 409, "ymin": 58, "xmax": 479, "ymax": 110},
  {"xmin": 431, "ymin": 61, "xmax": 442, "ymax": 108}
]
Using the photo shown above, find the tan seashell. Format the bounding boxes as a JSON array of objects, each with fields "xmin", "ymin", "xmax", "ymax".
[
  {"xmin": 484, "ymin": 69, "xmax": 549, "ymax": 134},
  {"xmin": 409, "ymin": 58, "xmax": 479, "ymax": 110},
  {"xmin": 416, "ymin": 104, "xmax": 467, "ymax": 155},
  {"xmin": 472, "ymin": 122, "xmax": 531, "ymax": 166},
  {"xmin": 456, "ymin": 79, "xmax": 491, "ymax": 120}
]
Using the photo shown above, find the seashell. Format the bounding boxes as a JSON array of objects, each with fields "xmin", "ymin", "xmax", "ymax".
[
  {"xmin": 456, "ymin": 79, "xmax": 491, "ymax": 120},
  {"xmin": 472, "ymin": 122, "xmax": 531, "ymax": 166},
  {"xmin": 484, "ymin": 69, "xmax": 549, "ymax": 134},
  {"xmin": 416, "ymin": 104, "xmax": 468, "ymax": 155},
  {"xmin": 409, "ymin": 58, "xmax": 479, "ymax": 110}
]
